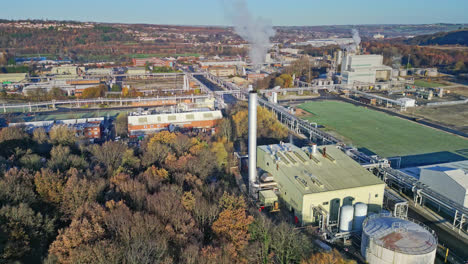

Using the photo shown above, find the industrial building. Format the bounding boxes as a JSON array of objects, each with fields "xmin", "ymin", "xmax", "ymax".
[
  {"xmin": 401, "ymin": 161, "xmax": 468, "ymax": 207},
  {"xmin": 361, "ymin": 214, "xmax": 437, "ymax": 264},
  {"xmin": 127, "ymin": 67, "xmax": 147, "ymax": 75},
  {"xmin": 0, "ymin": 73, "xmax": 28, "ymax": 83},
  {"xmin": 127, "ymin": 110, "xmax": 222, "ymax": 136},
  {"xmin": 341, "ymin": 54, "xmax": 393, "ymax": 84},
  {"xmin": 199, "ymin": 60, "xmax": 246, "ymax": 68},
  {"xmin": 22, "ymin": 79, "xmax": 101, "ymax": 96},
  {"xmin": 9, "ymin": 118, "xmax": 104, "ymax": 140},
  {"xmin": 256, "ymin": 143, "xmax": 385, "ymax": 225},
  {"xmin": 132, "ymin": 57, "xmax": 173, "ymax": 68},
  {"xmin": 207, "ymin": 66, "xmax": 237, "ymax": 77},
  {"xmin": 294, "ymin": 38, "xmax": 355, "ymax": 47}
]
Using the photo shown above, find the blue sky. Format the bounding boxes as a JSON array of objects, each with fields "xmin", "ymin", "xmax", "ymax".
[{"xmin": 1, "ymin": 0, "xmax": 467, "ymax": 26}]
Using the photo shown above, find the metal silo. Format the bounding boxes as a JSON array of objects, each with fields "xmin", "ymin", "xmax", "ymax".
[
  {"xmin": 353, "ymin": 203, "xmax": 368, "ymax": 232},
  {"xmin": 361, "ymin": 214, "xmax": 437, "ymax": 264},
  {"xmin": 339, "ymin": 205, "xmax": 354, "ymax": 232}
]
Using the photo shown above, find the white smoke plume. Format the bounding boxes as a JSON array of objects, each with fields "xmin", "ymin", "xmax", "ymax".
[
  {"xmin": 222, "ymin": 0, "xmax": 275, "ymax": 67},
  {"xmin": 342, "ymin": 28, "xmax": 361, "ymax": 53}
]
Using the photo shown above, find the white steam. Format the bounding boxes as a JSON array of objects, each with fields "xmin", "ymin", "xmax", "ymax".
[
  {"xmin": 343, "ymin": 28, "xmax": 361, "ymax": 53},
  {"xmin": 222, "ymin": 0, "xmax": 275, "ymax": 67}
]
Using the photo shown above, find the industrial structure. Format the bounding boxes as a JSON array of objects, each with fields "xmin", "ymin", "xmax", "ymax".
[
  {"xmin": 361, "ymin": 214, "xmax": 437, "ymax": 264},
  {"xmin": 247, "ymin": 89, "xmax": 385, "ymax": 237},
  {"xmin": 255, "ymin": 143, "xmax": 385, "ymax": 225},
  {"xmin": 401, "ymin": 160, "xmax": 468, "ymax": 207},
  {"xmin": 127, "ymin": 109, "xmax": 222, "ymax": 136},
  {"xmin": 9, "ymin": 117, "xmax": 105, "ymax": 140},
  {"xmin": 341, "ymin": 54, "xmax": 392, "ymax": 84}
]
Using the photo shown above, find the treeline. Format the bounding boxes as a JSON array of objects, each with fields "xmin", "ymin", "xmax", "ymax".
[
  {"xmin": 405, "ymin": 29, "xmax": 468, "ymax": 46},
  {"xmin": 0, "ymin": 107, "xmax": 355, "ymax": 263},
  {"xmin": 362, "ymin": 41, "xmax": 468, "ymax": 73}
]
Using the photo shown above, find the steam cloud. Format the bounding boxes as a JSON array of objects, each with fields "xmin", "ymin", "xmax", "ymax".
[
  {"xmin": 222, "ymin": 0, "xmax": 275, "ymax": 67},
  {"xmin": 343, "ymin": 28, "xmax": 361, "ymax": 53}
]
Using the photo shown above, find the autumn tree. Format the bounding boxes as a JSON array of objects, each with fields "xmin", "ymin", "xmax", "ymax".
[
  {"xmin": 115, "ymin": 112, "xmax": 128, "ymax": 137},
  {"xmin": 49, "ymin": 125, "xmax": 77, "ymax": 146},
  {"xmin": 301, "ymin": 249, "xmax": 356, "ymax": 264},
  {"xmin": 89, "ymin": 141, "xmax": 130, "ymax": 175},
  {"xmin": 47, "ymin": 145, "xmax": 87, "ymax": 172},
  {"xmin": 81, "ymin": 84, "xmax": 107, "ymax": 99},
  {"xmin": 34, "ymin": 168, "xmax": 65, "ymax": 205},
  {"xmin": 212, "ymin": 193, "xmax": 253, "ymax": 259},
  {"xmin": 0, "ymin": 203, "xmax": 55, "ymax": 262}
]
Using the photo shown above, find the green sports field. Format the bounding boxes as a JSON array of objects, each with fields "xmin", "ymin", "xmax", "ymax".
[{"xmin": 298, "ymin": 101, "xmax": 468, "ymax": 157}]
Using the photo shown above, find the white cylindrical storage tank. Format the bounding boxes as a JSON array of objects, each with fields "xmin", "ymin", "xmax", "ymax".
[
  {"xmin": 339, "ymin": 205, "xmax": 354, "ymax": 232},
  {"xmin": 361, "ymin": 214, "xmax": 437, "ymax": 264},
  {"xmin": 353, "ymin": 203, "xmax": 368, "ymax": 231},
  {"xmin": 399, "ymin": 69, "xmax": 407, "ymax": 77}
]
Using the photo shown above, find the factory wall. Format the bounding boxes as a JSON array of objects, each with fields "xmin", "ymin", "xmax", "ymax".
[{"xmin": 301, "ymin": 184, "xmax": 385, "ymax": 224}]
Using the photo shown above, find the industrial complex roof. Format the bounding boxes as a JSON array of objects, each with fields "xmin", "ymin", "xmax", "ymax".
[
  {"xmin": 257, "ymin": 143, "xmax": 383, "ymax": 195},
  {"xmin": 400, "ymin": 160, "xmax": 468, "ymax": 189},
  {"xmin": 363, "ymin": 215, "xmax": 437, "ymax": 255}
]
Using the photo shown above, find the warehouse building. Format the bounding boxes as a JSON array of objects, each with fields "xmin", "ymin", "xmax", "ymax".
[
  {"xmin": 400, "ymin": 160, "xmax": 468, "ymax": 207},
  {"xmin": 341, "ymin": 54, "xmax": 392, "ymax": 84},
  {"xmin": 128, "ymin": 110, "xmax": 222, "ymax": 136},
  {"xmin": 0, "ymin": 73, "xmax": 28, "ymax": 83},
  {"xmin": 256, "ymin": 143, "xmax": 385, "ymax": 225},
  {"xmin": 207, "ymin": 66, "xmax": 237, "ymax": 77}
]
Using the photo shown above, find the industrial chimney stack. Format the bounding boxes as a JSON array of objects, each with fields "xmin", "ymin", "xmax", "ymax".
[{"xmin": 248, "ymin": 87, "xmax": 257, "ymax": 194}]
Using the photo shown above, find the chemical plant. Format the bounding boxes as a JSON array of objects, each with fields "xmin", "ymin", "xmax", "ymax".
[{"xmin": 244, "ymin": 89, "xmax": 447, "ymax": 264}]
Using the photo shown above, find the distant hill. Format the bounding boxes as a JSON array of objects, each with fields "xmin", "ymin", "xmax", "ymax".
[{"xmin": 406, "ymin": 29, "xmax": 468, "ymax": 46}]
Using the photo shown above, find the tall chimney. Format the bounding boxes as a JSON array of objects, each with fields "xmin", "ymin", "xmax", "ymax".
[{"xmin": 248, "ymin": 89, "xmax": 257, "ymax": 192}]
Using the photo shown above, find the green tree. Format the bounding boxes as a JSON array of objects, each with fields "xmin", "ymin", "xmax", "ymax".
[
  {"xmin": 111, "ymin": 84, "xmax": 121, "ymax": 92},
  {"xmin": 0, "ymin": 203, "xmax": 55, "ymax": 262}
]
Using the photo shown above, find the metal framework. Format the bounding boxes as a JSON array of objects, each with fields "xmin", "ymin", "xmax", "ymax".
[
  {"xmin": 2, "ymin": 94, "xmax": 212, "ymax": 112},
  {"xmin": 380, "ymin": 167, "xmax": 468, "ymax": 234}
]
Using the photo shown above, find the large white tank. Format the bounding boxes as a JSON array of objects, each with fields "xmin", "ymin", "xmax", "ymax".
[
  {"xmin": 353, "ymin": 203, "xmax": 368, "ymax": 231},
  {"xmin": 339, "ymin": 205, "xmax": 354, "ymax": 232},
  {"xmin": 361, "ymin": 214, "xmax": 437, "ymax": 264}
]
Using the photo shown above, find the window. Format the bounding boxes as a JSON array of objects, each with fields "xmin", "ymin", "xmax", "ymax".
[
  {"xmin": 375, "ymin": 194, "xmax": 379, "ymax": 198},
  {"xmin": 168, "ymin": 115, "xmax": 176, "ymax": 121},
  {"xmin": 186, "ymin": 114, "xmax": 195, "ymax": 120},
  {"xmin": 203, "ymin": 113, "xmax": 213, "ymax": 119},
  {"xmin": 323, "ymin": 202, "xmax": 329, "ymax": 205},
  {"xmin": 266, "ymin": 162, "xmax": 270, "ymax": 166},
  {"xmin": 138, "ymin": 117, "xmax": 147, "ymax": 124}
]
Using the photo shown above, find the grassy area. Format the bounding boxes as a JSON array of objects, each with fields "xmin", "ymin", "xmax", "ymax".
[
  {"xmin": 298, "ymin": 101, "xmax": 468, "ymax": 157},
  {"xmin": 414, "ymin": 80, "xmax": 447, "ymax": 88}
]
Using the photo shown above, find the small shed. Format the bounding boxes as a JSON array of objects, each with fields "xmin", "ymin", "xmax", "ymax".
[{"xmin": 259, "ymin": 190, "xmax": 278, "ymax": 207}]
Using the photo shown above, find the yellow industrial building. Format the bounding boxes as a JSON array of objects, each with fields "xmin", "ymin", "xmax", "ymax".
[{"xmin": 257, "ymin": 143, "xmax": 385, "ymax": 225}]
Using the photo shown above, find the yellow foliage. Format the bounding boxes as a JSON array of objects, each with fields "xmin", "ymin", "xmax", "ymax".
[
  {"xmin": 231, "ymin": 106, "xmax": 288, "ymax": 139},
  {"xmin": 149, "ymin": 131, "xmax": 177, "ymax": 145}
]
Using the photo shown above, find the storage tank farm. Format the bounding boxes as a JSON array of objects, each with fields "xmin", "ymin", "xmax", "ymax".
[{"xmin": 361, "ymin": 213, "xmax": 437, "ymax": 264}]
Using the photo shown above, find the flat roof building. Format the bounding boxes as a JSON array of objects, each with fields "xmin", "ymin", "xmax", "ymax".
[
  {"xmin": 256, "ymin": 143, "xmax": 385, "ymax": 225},
  {"xmin": 0, "ymin": 73, "xmax": 28, "ymax": 83},
  {"xmin": 128, "ymin": 110, "xmax": 223, "ymax": 136}
]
